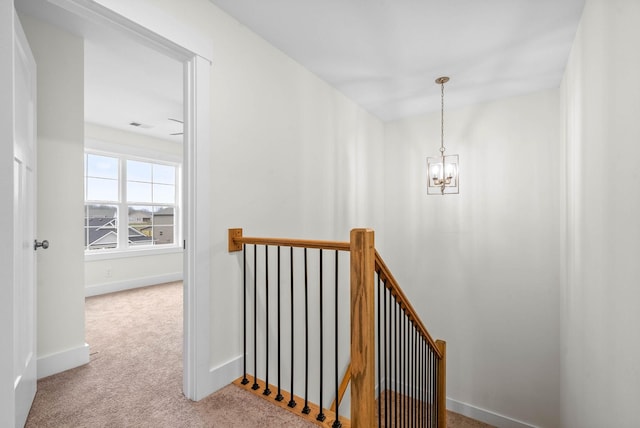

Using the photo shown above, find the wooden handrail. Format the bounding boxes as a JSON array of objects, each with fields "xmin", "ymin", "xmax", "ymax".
[
  {"xmin": 375, "ymin": 250, "xmax": 444, "ymax": 360},
  {"xmin": 330, "ymin": 362, "xmax": 351, "ymax": 412},
  {"xmin": 228, "ymin": 228, "xmax": 350, "ymax": 252}
]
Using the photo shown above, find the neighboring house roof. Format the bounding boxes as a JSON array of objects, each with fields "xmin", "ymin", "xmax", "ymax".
[
  {"xmin": 85, "ymin": 217, "xmax": 117, "ymax": 228},
  {"xmin": 86, "ymin": 216, "xmax": 153, "ymax": 247},
  {"xmin": 88, "ymin": 230, "xmax": 117, "ymax": 247}
]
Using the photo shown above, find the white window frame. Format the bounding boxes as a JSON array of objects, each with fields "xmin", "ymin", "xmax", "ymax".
[{"xmin": 84, "ymin": 143, "xmax": 182, "ymax": 260}]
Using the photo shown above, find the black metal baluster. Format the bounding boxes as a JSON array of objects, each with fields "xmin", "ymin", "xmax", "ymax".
[
  {"xmin": 317, "ymin": 250, "xmax": 326, "ymax": 422},
  {"xmin": 302, "ymin": 248, "xmax": 311, "ymax": 414},
  {"xmin": 405, "ymin": 309, "xmax": 409, "ymax": 427},
  {"xmin": 426, "ymin": 339, "xmax": 430, "ymax": 428},
  {"xmin": 409, "ymin": 323, "xmax": 412, "ymax": 428},
  {"xmin": 395, "ymin": 298, "xmax": 398, "ymax": 428},
  {"xmin": 276, "ymin": 246, "xmax": 283, "ymax": 401},
  {"xmin": 424, "ymin": 338, "xmax": 431, "ymax": 426},
  {"xmin": 377, "ymin": 274, "xmax": 382, "ymax": 428},
  {"xmin": 288, "ymin": 247, "xmax": 297, "ymax": 408},
  {"xmin": 242, "ymin": 244, "xmax": 249, "ymax": 385},
  {"xmin": 431, "ymin": 346, "xmax": 435, "ymax": 427},
  {"xmin": 418, "ymin": 335, "xmax": 421, "ymax": 428},
  {"xmin": 428, "ymin": 340, "xmax": 432, "ymax": 428},
  {"xmin": 252, "ymin": 244, "xmax": 259, "ymax": 390},
  {"xmin": 400, "ymin": 306, "xmax": 404, "ymax": 427},
  {"xmin": 388, "ymin": 290, "xmax": 392, "ymax": 425},
  {"xmin": 428, "ymin": 341, "xmax": 431, "ymax": 427},
  {"xmin": 419, "ymin": 334, "xmax": 423, "ymax": 428},
  {"xmin": 405, "ymin": 312, "xmax": 408, "ymax": 427},
  {"xmin": 264, "ymin": 246, "xmax": 272, "ymax": 396},
  {"xmin": 418, "ymin": 333, "xmax": 421, "ymax": 427},
  {"xmin": 420, "ymin": 335, "xmax": 423, "ymax": 427},
  {"xmin": 412, "ymin": 326, "xmax": 416, "ymax": 428},
  {"xmin": 332, "ymin": 250, "xmax": 342, "ymax": 428},
  {"xmin": 418, "ymin": 336, "xmax": 422, "ymax": 428},
  {"xmin": 408, "ymin": 319, "xmax": 412, "ymax": 427},
  {"xmin": 392, "ymin": 293, "xmax": 395, "ymax": 426},
  {"xmin": 384, "ymin": 283, "xmax": 389, "ymax": 428},
  {"xmin": 410, "ymin": 322, "xmax": 414, "ymax": 428},
  {"xmin": 431, "ymin": 345, "xmax": 435, "ymax": 427},
  {"xmin": 433, "ymin": 351, "xmax": 440, "ymax": 424},
  {"xmin": 429, "ymin": 340, "xmax": 432, "ymax": 427},
  {"xmin": 426, "ymin": 344, "xmax": 430, "ymax": 427},
  {"xmin": 406, "ymin": 318, "xmax": 409, "ymax": 428}
]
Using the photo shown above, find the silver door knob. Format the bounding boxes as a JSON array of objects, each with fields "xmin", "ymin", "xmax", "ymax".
[{"xmin": 34, "ymin": 240, "xmax": 49, "ymax": 250}]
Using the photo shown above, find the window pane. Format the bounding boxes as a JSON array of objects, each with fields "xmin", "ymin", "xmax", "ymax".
[
  {"xmin": 87, "ymin": 154, "xmax": 118, "ymax": 179},
  {"xmin": 87, "ymin": 177, "xmax": 118, "ymax": 201},
  {"xmin": 127, "ymin": 160, "xmax": 152, "ymax": 182},
  {"xmin": 153, "ymin": 183, "xmax": 175, "ymax": 204},
  {"xmin": 85, "ymin": 204, "xmax": 118, "ymax": 250},
  {"xmin": 153, "ymin": 164, "xmax": 175, "ymax": 185},
  {"xmin": 128, "ymin": 206, "xmax": 154, "ymax": 246},
  {"xmin": 153, "ymin": 206, "xmax": 174, "ymax": 245},
  {"xmin": 84, "ymin": 151, "xmax": 180, "ymax": 251},
  {"xmin": 127, "ymin": 181, "xmax": 152, "ymax": 203}
]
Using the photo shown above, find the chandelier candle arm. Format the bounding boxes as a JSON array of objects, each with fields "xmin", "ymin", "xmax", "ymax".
[{"xmin": 427, "ymin": 76, "xmax": 459, "ymax": 195}]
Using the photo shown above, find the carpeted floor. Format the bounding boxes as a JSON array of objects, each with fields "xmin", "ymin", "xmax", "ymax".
[{"xmin": 25, "ymin": 282, "xmax": 491, "ymax": 428}]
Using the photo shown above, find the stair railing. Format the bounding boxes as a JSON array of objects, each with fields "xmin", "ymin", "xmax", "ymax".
[{"xmin": 228, "ymin": 228, "xmax": 446, "ymax": 428}]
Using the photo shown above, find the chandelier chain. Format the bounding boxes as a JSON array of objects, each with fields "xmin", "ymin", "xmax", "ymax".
[{"xmin": 440, "ymin": 80, "xmax": 445, "ymax": 154}]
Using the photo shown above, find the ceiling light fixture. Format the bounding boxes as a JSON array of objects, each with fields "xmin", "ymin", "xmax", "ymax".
[{"xmin": 427, "ymin": 76, "xmax": 459, "ymax": 195}]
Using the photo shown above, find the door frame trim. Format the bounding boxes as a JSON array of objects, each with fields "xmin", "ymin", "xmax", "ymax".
[
  {"xmin": 0, "ymin": 5, "xmax": 16, "ymax": 423},
  {"xmin": 40, "ymin": 0, "xmax": 213, "ymax": 401}
]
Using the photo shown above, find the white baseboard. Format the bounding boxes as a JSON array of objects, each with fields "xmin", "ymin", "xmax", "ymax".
[
  {"xmin": 37, "ymin": 343, "xmax": 90, "ymax": 379},
  {"xmin": 447, "ymin": 398, "xmax": 537, "ymax": 428},
  {"xmin": 85, "ymin": 273, "xmax": 183, "ymax": 297}
]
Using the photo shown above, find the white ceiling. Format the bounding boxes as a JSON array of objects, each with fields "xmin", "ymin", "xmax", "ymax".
[
  {"xmin": 84, "ymin": 39, "xmax": 183, "ymax": 143},
  {"xmin": 209, "ymin": 0, "xmax": 586, "ymax": 121},
  {"xmin": 17, "ymin": 0, "xmax": 185, "ymax": 144},
  {"xmin": 21, "ymin": 0, "xmax": 587, "ymax": 143}
]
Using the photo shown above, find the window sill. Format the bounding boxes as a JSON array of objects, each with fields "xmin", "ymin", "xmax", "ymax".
[{"xmin": 84, "ymin": 246, "xmax": 183, "ymax": 261}]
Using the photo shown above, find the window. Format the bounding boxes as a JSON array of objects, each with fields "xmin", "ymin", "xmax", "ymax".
[{"xmin": 84, "ymin": 152, "xmax": 180, "ymax": 253}]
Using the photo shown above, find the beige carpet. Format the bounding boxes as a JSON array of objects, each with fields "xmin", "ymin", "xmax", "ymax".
[{"xmin": 26, "ymin": 282, "xmax": 491, "ymax": 428}]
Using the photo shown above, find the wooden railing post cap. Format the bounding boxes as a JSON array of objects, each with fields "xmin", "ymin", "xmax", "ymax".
[
  {"xmin": 349, "ymin": 228, "xmax": 375, "ymax": 245},
  {"xmin": 350, "ymin": 228, "xmax": 375, "ymax": 234},
  {"xmin": 228, "ymin": 228, "xmax": 243, "ymax": 252}
]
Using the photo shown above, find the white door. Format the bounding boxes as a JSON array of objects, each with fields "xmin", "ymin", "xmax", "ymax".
[{"xmin": 2, "ymin": 10, "xmax": 38, "ymax": 428}]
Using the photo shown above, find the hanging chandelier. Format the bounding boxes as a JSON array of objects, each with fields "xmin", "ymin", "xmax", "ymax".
[{"xmin": 427, "ymin": 76, "xmax": 459, "ymax": 195}]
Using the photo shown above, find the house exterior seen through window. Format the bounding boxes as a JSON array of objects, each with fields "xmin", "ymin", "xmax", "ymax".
[{"xmin": 84, "ymin": 152, "xmax": 179, "ymax": 252}]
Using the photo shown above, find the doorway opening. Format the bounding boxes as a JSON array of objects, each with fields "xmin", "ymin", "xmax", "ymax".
[
  {"xmin": 83, "ymin": 35, "xmax": 184, "ymax": 296},
  {"xmin": 16, "ymin": 0, "xmax": 213, "ymax": 403},
  {"xmin": 82, "ymin": 31, "xmax": 185, "ymax": 399}
]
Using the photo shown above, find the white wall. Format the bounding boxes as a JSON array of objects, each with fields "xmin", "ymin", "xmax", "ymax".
[
  {"xmin": 84, "ymin": 251, "xmax": 183, "ymax": 296},
  {"xmin": 561, "ymin": 0, "xmax": 640, "ymax": 426},
  {"xmin": 84, "ymin": 123, "xmax": 183, "ymax": 296},
  {"xmin": 384, "ymin": 90, "xmax": 562, "ymax": 427},
  {"xmin": 20, "ymin": 15, "xmax": 88, "ymax": 370},
  {"xmin": 140, "ymin": 0, "xmax": 386, "ymax": 371},
  {"xmin": 21, "ymin": 0, "xmax": 385, "ymax": 384}
]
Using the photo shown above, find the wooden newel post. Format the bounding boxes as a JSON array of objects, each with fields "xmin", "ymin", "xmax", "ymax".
[
  {"xmin": 436, "ymin": 339, "xmax": 447, "ymax": 428},
  {"xmin": 350, "ymin": 228, "xmax": 376, "ymax": 428}
]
